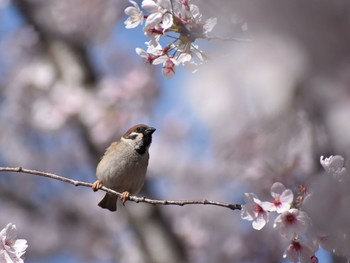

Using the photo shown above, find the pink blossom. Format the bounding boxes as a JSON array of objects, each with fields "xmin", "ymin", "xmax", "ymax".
[
  {"xmin": 274, "ymin": 208, "xmax": 311, "ymax": 239},
  {"xmin": 241, "ymin": 193, "xmax": 269, "ymax": 230},
  {"xmin": 152, "ymin": 56, "xmax": 177, "ymax": 79},
  {"xmin": 283, "ymin": 239, "xmax": 318, "ymax": 263},
  {"xmin": 261, "ymin": 182, "xmax": 294, "ymax": 213},
  {"xmin": 162, "ymin": 58, "xmax": 176, "ymax": 79}
]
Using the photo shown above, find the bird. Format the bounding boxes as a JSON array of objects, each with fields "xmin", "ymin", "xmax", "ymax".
[{"xmin": 92, "ymin": 124, "xmax": 156, "ymax": 211}]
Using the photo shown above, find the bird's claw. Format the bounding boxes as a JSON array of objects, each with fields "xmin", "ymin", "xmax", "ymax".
[
  {"xmin": 121, "ymin": 191, "xmax": 130, "ymax": 206},
  {"xmin": 92, "ymin": 180, "xmax": 103, "ymax": 192}
]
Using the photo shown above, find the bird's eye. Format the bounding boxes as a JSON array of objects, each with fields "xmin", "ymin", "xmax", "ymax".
[{"xmin": 136, "ymin": 127, "xmax": 143, "ymax": 133}]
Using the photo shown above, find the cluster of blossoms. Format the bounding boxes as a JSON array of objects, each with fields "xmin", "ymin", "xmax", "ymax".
[
  {"xmin": 241, "ymin": 155, "xmax": 348, "ymax": 263},
  {"xmin": 124, "ymin": 0, "xmax": 217, "ymax": 79},
  {"xmin": 0, "ymin": 223, "xmax": 28, "ymax": 263},
  {"xmin": 241, "ymin": 182, "xmax": 315, "ymax": 263}
]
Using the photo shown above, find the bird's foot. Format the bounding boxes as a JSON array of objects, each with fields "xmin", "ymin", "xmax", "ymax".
[
  {"xmin": 92, "ymin": 180, "xmax": 103, "ymax": 192},
  {"xmin": 121, "ymin": 191, "xmax": 130, "ymax": 206}
]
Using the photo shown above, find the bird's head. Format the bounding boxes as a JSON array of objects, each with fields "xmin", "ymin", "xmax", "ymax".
[{"xmin": 122, "ymin": 124, "xmax": 156, "ymax": 155}]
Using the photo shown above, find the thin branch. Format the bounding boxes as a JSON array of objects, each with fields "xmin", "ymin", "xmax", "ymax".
[
  {"xmin": 0, "ymin": 167, "xmax": 241, "ymax": 211},
  {"xmin": 205, "ymin": 35, "xmax": 252, "ymax": 42}
]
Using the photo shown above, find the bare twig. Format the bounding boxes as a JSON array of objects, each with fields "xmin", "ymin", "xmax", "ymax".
[
  {"xmin": 205, "ymin": 35, "xmax": 252, "ymax": 42},
  {"xmin": 0, "ymin": 167, "xmax": 241, "ymax": 211}
]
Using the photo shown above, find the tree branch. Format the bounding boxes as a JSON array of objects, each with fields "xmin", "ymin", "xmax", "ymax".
[{"xmin": 0, "ymin": 167, "xmax": 241, "ymax": 211}]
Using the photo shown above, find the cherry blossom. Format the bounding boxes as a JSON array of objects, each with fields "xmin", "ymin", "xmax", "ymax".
[
  {"xmin": 143, "ymin": 0, "xmax": 173, "ymax": 31},
  {"xmin": 261, "ymin": 182, "xmax": 294, "ymax": 213},
  {"xmin": 320, "ymin": 155, "xmax": 346, "ymax": 181},
  {"xmin": 0, "ymin": 223, "xmax": 28, "ymax": 263},
  {"xmin": 124, "ymin": 0, "xmax": 217, "ymax": 78},
  {"xmin": 143, "ymin": 24, "xmax": 163, "ymax": 46},
  {"xmin": 161, "ymin": 58, "xmax": 177, "ymax": 79},
  {"xmin": 241, "ymin": 193, "xmax": 269, "ymax": 230},
  {"xmin": 273, "ymin": 208, "xmax": 311, "ymax": 239},
  {"xmin": 124, "ymin": 0, "xmax": 144, "ymax": 29},
  {"xmin": 283, "ymin": 239, "xmax": 318, "ymax": 263},
  {"xmin": 303, "ymin": 157, "xmax": 350, "ymax": 260},
  {"xmin": 136, "ymin": 46, "xmax": 160, "ymax": 64}
]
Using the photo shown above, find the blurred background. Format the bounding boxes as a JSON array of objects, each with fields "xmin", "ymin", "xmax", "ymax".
[{"xmin": 0, "ymin": 0, "xmax": 350, "ymax": 262}]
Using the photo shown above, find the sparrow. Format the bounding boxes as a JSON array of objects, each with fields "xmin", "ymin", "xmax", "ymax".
[{"xmin": 92, "ymin": 124, "xmax": 156, "ymax": 212}]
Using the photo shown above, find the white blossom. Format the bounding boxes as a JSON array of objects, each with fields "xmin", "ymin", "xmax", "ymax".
[
  {"xmin": 143, "ymin": 24, "xmax": 163, "ymax": 46},
  {"xmin": 141, "ymin": 0, "xmax": 159, "ymax": 13},
  {"xmin": 320, "ymin": 155, "xmax": 346, "ymax": 181},
  {"xmin": 0, "ymin": 223, "xmax": 28, "ymax": 263},
  {"xmin": 274, "ymin": 208, "xmax": 311, "ymax": 239},
  {"xmin": 124, "ymin": 0, "xmax": 144, "ymax": 29},
  {"xmin": 142, "ymin": 0, "xmax": 173, "ymax": 31},
  {"xmin": 241, "ymin": 193, "xmax": 269, "ymax": 230}
]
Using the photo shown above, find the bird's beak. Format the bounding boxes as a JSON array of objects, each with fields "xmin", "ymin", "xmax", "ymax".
[{"xmin": 145, "ymin": 127, "xmax": 156, "ymax": 135}]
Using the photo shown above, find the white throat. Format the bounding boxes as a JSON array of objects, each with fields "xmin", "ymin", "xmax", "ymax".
[{"xmin": 121, "ymin": 134, "xmax": 145, "ymax": 150}]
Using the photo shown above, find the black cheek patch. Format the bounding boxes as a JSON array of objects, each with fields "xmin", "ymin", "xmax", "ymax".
[
  {"xmin": 135, "ymin": 135, "xmax": 152, "ymax": 155},
  {"xmin": 128, "ymin": 134, "xmax": 138, "ymax": 140}
]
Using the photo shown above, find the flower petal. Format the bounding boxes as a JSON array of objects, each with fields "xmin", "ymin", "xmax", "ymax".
[
  {"xmin": 142, "ymin": 0, "xmax": 159, "ymax": 12},
  {"xmin": 271, "ymin": 182, "xmax": 286, "ymax": 196},
  {"xmin": 162, "ymin": 13, "xmax": 173, "ymax": 31},
  {"xmin": 280, "ymin": 189, "xmax": 294, "ymax": 204},
  {"xmin": 252, "ymin": 213, "xmax": 268, "ymax": 230},
  {"xmin": 145, "ymin": 12, "xmax": 163, "ymax": 27}
]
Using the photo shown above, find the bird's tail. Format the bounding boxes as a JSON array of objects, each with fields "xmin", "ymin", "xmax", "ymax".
[{"xmin": 98, "ymin": 193, "xmax": 118, "ymax": 212}]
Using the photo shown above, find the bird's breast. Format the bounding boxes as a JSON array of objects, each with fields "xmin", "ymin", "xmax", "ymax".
[{"xmin": 96, "ymin": 144, "xmax": 149, "ymax": 194}]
